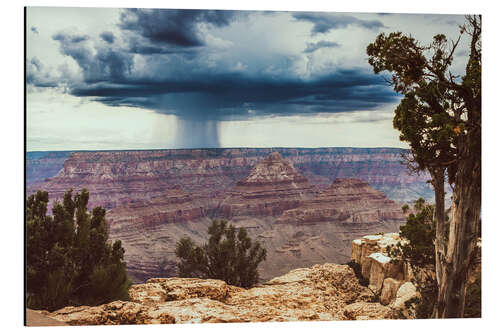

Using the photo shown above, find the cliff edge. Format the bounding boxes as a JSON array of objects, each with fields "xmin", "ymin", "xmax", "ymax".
[{"xmin": 33, "ymin": 263, "xmax": 401, "ymax": 325}]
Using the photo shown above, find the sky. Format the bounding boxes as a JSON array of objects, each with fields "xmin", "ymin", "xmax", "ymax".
[{"xmin": 26, "ymin": 7, "xmax": 471, "ymax": 151}]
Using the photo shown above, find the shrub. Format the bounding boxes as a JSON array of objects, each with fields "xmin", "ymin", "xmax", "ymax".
[{"xmin": 175, "ymin": 219, "xmax": 266, "ymax": 288}]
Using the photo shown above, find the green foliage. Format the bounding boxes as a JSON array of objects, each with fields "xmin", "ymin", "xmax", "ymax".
[
  {"xmin": 26, "ymin": 189, "xmax": 132, "ymax": 311},
  {"xmin": 175, "ymin": 219, "xmax": 267, "ymax": 288},
  {"xmin": 388, "ymin": 199, "xmax": 480, "ymax": 318},
  {"xmin": 368, "ymin": 31, "xmax": 461, "ymax": 178},
  {"xmin": 386, "ymin": 199, "xmax": 438, "ymax": 318},
  {"xmin": 388, "ymin": 198, "xmax": 435, "ymax": 267}
]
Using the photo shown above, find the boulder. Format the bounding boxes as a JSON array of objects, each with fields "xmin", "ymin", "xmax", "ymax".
[
  {"xmin": 390, "ymin": 281, "xmax": 418, "ymax": 310},
  {"xmin": 380, "ymin": 278, "xmax": 403, "ymax": 306}
]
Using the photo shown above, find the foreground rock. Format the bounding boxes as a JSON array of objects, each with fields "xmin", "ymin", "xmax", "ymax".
[
  {"xmin": 351, "ymin": 233, "xmax": 482, "ymax": 318},
  {"xmin": 351, "ymin": 233, "xmax": 417, "ymax": 317},
  {"xmin": 26, "ymin": 309, "xmax": 68, "ymax": 326},
  {"xmin": 42, "ymin": 263, "xmax": 399, "ymax": 325}
]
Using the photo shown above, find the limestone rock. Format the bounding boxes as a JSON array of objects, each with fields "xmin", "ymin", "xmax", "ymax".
[
  {"xmin": 351, "ymin": 233, "xmax": 403, "ymax": 280},
  {"xmin": 130, "ymin": 278, "xmax": 236, "ymax": 305},
  {"xmin": 343, "ymin": 301, "xmax": 398, "ymax": 320},
  {"xmin": 390, "ymin": 282, "xmax": 418, "ymax": 310},
  {"xmin": 45, "ymin": 263, "xmax": 396, "ymax": 325},
  {"xmin": 48, "ymin": 301, "xmax": 176, "ymax": 325},
  {"xmin": 368, "ymin": 253, "xmax": 404, "ymax": 293},
  {"xmin": 380, "ymin": 278, "xmax": 403, "ymax": 306}
]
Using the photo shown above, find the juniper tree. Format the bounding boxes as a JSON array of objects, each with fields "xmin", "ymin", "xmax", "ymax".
[
  {"xmin": 175, "ymin": 219, "xmax": 266, "ymax": 288},
  {"xmin": 26, "ymin": 189, "xmax": 131, "ymax": 311},
  {"xmin": 367, "ymin": 15, "xmax": 481, "ymax": 318}
]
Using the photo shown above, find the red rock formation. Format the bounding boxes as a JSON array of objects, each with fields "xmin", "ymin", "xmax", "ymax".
[
  {"xmin": 218, "ymin": 152, "xmax": 317, "ymax": 218},
  {"xmin": 106, "ymin": 186, "xmax": 216, "ymax": 282},
  {"xmin": 27, "ymin": 148, "xmax": 435, "ymax": 210},
  {"xmin": 277, "ymin": 178, "xmax": 406, "ymax": 225},
  {"xmin": 107, "ymin": 186, "xmax": 210, "ymax": 230}
]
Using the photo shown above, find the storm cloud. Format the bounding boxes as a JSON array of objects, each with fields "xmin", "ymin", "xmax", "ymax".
[
  {"xmin": 100, "ymin": 31, "xmax": 115, "ymax": 44},
  {"xmin": 119, "ymin": 8, "xmax": 239, "ymax": 53},
  {"xmin": 27, "ymin": 8, "xmax": 401, "ymax": 148}
]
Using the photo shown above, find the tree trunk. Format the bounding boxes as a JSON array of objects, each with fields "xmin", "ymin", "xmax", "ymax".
[
  {"xmin": 430, "ymin": 167, "xmax": 446, "ymax": 315},
  {"xmin": 435, "ymin": 129, "xmax": 481, "ymax": 318}
]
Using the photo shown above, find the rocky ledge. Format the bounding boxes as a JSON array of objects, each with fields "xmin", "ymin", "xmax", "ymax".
[
  {"xmin": 35, "ymin": 263, "xmax": 402, "ymax": 325},
  {"xmin": 351, "ymin": 233, "xmax": 417, "ymax": 316},
  {"xmin": 350, "ymin": 232, "xmax": 481, "ymax": 317}
]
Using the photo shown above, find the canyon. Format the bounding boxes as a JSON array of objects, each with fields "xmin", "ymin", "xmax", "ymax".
[{"xmin": 26, "ymin": 148, "xmax": 420, "ymax": 283}]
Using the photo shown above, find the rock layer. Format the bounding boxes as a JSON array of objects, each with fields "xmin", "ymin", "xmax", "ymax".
[
  {"xmin": 27, "ymin": 147, "xmax": 434, "ymax": 209},
  {"xmin": 28, "ymin": 151, "xmax": 409, "ymax": 283},
  {"xmin": 219, "ymin": 152, "xmax": 317, "ymax": 218},
  {"xmin": 41, "ymin": 263, "xmax": 399, "ymax": 325},
  {"xmin": 350, "ymin": 233, "xmax": 417, "ymax": 317},
  {"xmin": 277, "ymin": 178, "xmax": 405, "ymax": 225}
]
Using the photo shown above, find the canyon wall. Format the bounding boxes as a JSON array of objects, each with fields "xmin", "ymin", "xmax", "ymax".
[
  {"xmin": 27, "ymin": 147, "xmax": 433, "ymax": 209},
  {"xmin": 26, "ymin": 149, "xmax": 420, "ymax": 283},
  {"xmin": 105, "ymin": 153, "xmax": 407, "ymax": 282},
  {"xmin": 26, "ymin": 151, "xmax": 70, "ymax": 187}
]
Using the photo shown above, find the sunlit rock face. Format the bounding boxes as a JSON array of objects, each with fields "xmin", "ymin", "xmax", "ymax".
[
  {"xmin": 350, "ymin": 233, "xmax": 417, "ymax": 317},
  {"xmin": 41, "ymin": 263, "xmax": 399, "ymax": 325}
]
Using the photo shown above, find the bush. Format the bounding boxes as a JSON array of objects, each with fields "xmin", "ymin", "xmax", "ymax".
[
  {"xmin": 26, "ymin": 189, "xmax": 132, "ymax": 311},
  {"xmin": 175, "ymin": 219, "xmax": 266, "ymax": 288}
]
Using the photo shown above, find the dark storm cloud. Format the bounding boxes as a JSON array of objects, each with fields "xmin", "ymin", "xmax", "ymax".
[
  {"xmin": 293, "ymin": 12, "xmax": 386, "ymax": 34},
  {"xmin": 31, "ymin": 26, "xmax": 39, "ymax": 34},
  {"xmin": 100, "ymin": 31, "xmax": 115, "ymax": 44},
  {"xmin": 31, "ymin": 9, "xmax": 398, "ymax": 123},
  {"xmin": 304, "ymin": 40, "xmax": 340, "ymax": 53},
  {"xmin": 119, "ymin": 8, "xmax": 240, "ymax": 48},
  {"xmin": 67, "ymin": 68, "xmax": 399, "ymax": 119}
]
